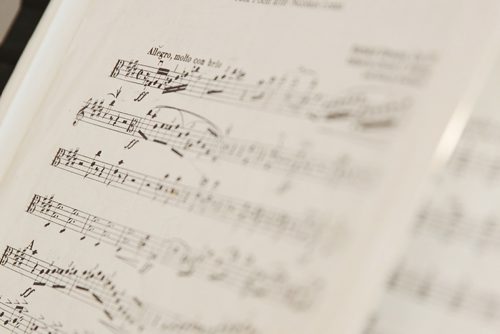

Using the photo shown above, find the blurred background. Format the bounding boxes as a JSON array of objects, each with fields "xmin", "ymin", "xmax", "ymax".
[{"xmin": 0, "ymin": 0, "xmax": 49, "ymax": 94}]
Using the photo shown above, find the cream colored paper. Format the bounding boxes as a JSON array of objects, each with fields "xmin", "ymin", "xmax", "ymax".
[
  {"xmin": 0, "ymin": 1, "xmax": 499, "ymax": 333},
  {"xmin": 364, "ymin": 55, "xmax": 500, "ymax": 334}
]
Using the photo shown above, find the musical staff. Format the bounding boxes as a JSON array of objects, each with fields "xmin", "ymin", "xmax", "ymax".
[
  {"xmin": 109, "ymin": 59, "xmax": 282, "ymax": 109},
  {"xmin": 448, "ymin": 118, "xmax": 500, "ymax": 182},
  {"xmin": 26, "ymin": 194, "xmax": 323, "ymax": 311},
  {"xmin": 385, "ymin": 265, "xmax": 500, "ymax": 324},
  {"xmin": 109, "ymin": 59, "xmax": 411, "ymax": 131},
  {"xmin": 363, "ymin": 115, "xmax": 500, "ymax": 334},
  {"xmin": 50, "ymin": 147, "xmax": 332, "ymax": 248},
  {"xmin": 0, "ymin": 296, "xmax": 69, "ymax": 334},
  {"xmin": 412, "ymin": 199, "xmax": 500, "ymax": 252},
  {"xmin": 0, "ymin": 244, "xmax": 258, "ymax": 334},
  {"xmin": 72, "ymin": 100, "xmax": 374, "ymax": 187}
]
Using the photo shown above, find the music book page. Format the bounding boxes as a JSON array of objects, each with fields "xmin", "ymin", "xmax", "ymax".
[
  {"xmin": 0, "ymin": 1, "xmax": 499, "ymax": 333},
  {"xmin": 364, "ymin": 54, "xmax": 500, "ymax": 334}
]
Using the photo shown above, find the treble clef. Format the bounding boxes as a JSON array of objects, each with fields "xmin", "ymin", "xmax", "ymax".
[{"xmin": 73, "ymin": 99, "xmax": 91, "ymax": 126}]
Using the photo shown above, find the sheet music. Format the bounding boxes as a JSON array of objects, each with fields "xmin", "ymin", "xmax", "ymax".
[
  {"xmin": 363, "ymin": 57, "xmax": 500, "ymax": 334},
  {"xmin": 0, "ymin": 1, "xmax": 499, "ymax": 333}
]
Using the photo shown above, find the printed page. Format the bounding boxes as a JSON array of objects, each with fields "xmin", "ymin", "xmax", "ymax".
[
  {"xmin": 0, "ymin": 1, "xmax": 499, "ymax": 333},
  {"xmin": 363, "ymin": 56, "xmax": 500, "ymax": 334}
]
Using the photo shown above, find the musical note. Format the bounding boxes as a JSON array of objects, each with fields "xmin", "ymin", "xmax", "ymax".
[
  {"xmin": 50, "ymin": 148, "xmax": 333, "ymax": 249},
  {"xmin": 0, "ymin": 296, "xmax": 72, "ymax": 334},
  {"xmin": 72, "ymin": 101, "xmax": 374, "ymax": 187},
  {"xmin": 410, "ymin": 196, "xmax": 500, "ymax": 254},
  {"xmin": 109, "ymin": 59, "xmax": 411, "ymax": 130},
  {"xmin": 25, "ymin": 194, "xmax": 323, "ymax": 311},
  {"xmin": 363, "ymin": 113, "xmax": 500, "ymax": 334},
  {"xmin": 0, "ymin": 244, "xmax": 258, "ymax": 334},
  {"xmin": 383, "ymin": 264, "xmax": 500, "ymax": 324},
  {"xmin": 162, "ymin": 84, "xmax": 188, "ymax": 94},
  {"xmin": 447, "ymin": 117, "xmax": 500, "ymax": 183}
]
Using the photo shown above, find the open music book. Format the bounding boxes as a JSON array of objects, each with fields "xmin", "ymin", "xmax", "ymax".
[{"xmin": 0, "ymin": 1, "xmax": 499, "ymax": 333}]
